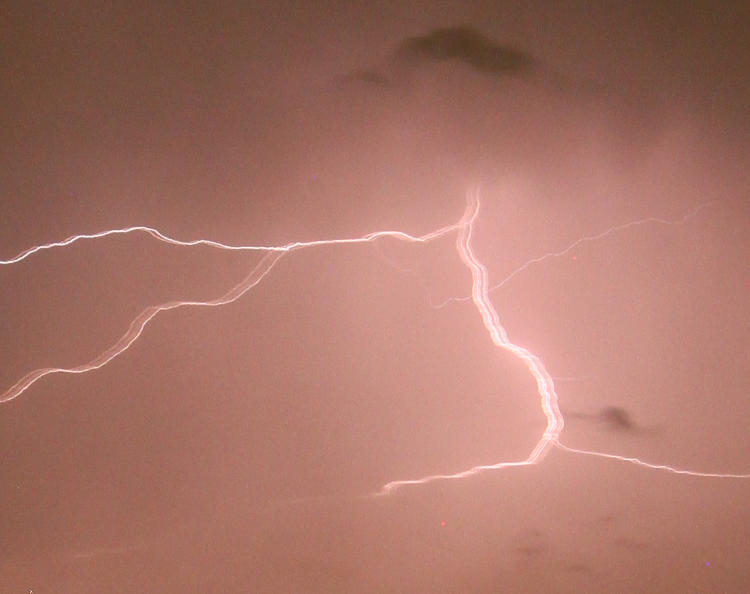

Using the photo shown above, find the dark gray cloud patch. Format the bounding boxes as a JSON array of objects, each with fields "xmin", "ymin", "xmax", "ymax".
[
  {"xmin": 566, "ymin": 406, "xmax": 639, "ymax": 433},
  {"xmin": 337, "ymin": 26, "xmax": 539, "ymax": 91},
  {"xmin": 598, "ymin": 406, "xmax": 635, "ymax": 432},
  {"xmin": 394, "ymin": 26, "xmax": 536, "ymax": 77}
]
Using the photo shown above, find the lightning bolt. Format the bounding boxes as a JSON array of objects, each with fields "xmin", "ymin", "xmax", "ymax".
[
  {"xmin": 376, "ymin": 190, "xmax": 563, "ymax": 495},
  {"xmin": 2, "ymin": 190, "xmax": 748, "ymax": 495},
  {"xmin": 0, "ymin": 223, "xmax": 458, "ymax": 404}
]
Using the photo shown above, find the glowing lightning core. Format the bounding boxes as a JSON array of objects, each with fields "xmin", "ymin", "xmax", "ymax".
[{"xmin": 377, "ymin": 189, "xmax": 563, "ymax": 494}]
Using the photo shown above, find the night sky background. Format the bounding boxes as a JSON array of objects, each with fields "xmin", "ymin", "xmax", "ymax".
[{"xmin": 2, "ymin": 2, "xmax": 749, "ymax": 592}]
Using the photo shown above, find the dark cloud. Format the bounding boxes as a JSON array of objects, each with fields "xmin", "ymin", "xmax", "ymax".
[
  {"xmin": 566, "ymin": 406, "xmax": 638, "ymax": 433},
  {"xmin": 598, "ymin": 406, "xmax": 635, "ymax": 432},
  {"xmin": 393, "ymin": 26, "xmax": 536, "ymax": 77},
  {"xmin": 339, "ymin": 26, "xmax": 602, "ymax": 95},
  {"xmin": 336, "ymin": 26, "xmax": 537, "ymax": 94}
]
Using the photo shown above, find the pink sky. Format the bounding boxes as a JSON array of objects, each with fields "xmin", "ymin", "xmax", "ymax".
[{"xmin": 2, "ymin": 2, "xmax": 749, "ymax": 592}]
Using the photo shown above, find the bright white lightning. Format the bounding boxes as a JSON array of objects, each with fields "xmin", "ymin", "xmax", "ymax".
[
  {"xmin": 377, "ymin": 189, "xmax": 563, "ymax": 495},
  {"xmin": 1, "ymin": 251, "xmax": 283, "ymax": 404},
  {"xmin": 0, "ymin": 223, "xmax": 459, "ymax": 404},
  {"xmin": 0, "ymin": 223, "xmax": 458, "ymax": 266},
  {"xmin": 556, "ymin": 442, "xmax": 750, "ymax": 478},
  {"xmin": 2, "ymin": 191, "xmax": 748, "ymax": 491}
]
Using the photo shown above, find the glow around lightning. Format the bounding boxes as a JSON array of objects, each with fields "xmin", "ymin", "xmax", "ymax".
[
  {"xmin": 2, "ymin": 191, "xmax": 748, "ymax": 491},
  {"xmin": 377, "ymin": 189, "xmax": 564, "ymax": 494}
]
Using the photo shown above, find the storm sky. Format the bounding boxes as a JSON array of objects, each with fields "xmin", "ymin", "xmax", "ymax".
[{"xmin": 2, "ymin": 2, "xmax": 749, "ymax": 592}]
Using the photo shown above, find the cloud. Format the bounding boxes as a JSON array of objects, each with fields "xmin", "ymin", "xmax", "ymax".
[
  {"xmin": 393, "ymin": 26, "xmax": 536, "ymax": 77},
  {"xmin": 597, "ymin": 406, "xmax": 635, "ymax": 432},
  {"xmin": 566, "ymin": 406, "xmax": 638, "ymax": 433},
  {"xmin": 338, "ymin": 26, "xmax": 538, "ymax": 91}
]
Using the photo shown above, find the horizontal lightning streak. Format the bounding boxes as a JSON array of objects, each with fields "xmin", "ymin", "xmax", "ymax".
[
  {"xmin": 0, "ymin": 224, "xmax": 460, "ymax": 403},
  {"xmin": 0, "ymin": 223, "xmax": 459, "ymax": 266},
  {"xmin": 555, "ymin": 441, "xmax": 750, "ymax": 478}
]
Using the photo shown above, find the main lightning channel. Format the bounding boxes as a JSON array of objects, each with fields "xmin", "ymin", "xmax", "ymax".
[{"xmin": 376, "ymin": 189, "xmax": 563, "ymax": 495}]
